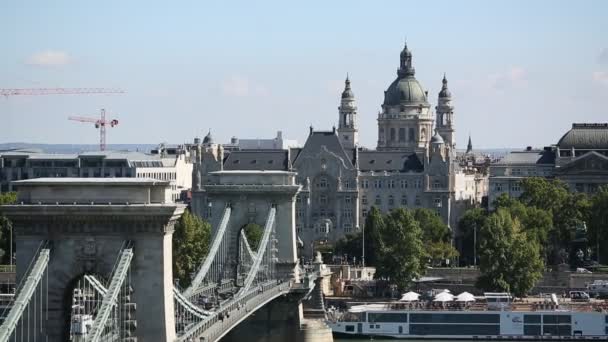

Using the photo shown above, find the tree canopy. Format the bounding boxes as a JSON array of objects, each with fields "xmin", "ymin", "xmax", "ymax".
[
  {"xmin": 375, "ymin": 209, "xmax": 425, "ymax": 290},
  {"xmin": 173, "ymin": 209, "xmax": 211, "ymax": 288},
  {"xmin": 476, "ymin": 209, "xmax": 544, "ymax": 297},
  {"xmin": 0, "ymin": 192, "xmax": 17, "ymax": 264},
  {"xmin": 243, "ymin": 223, "xmax": 263, "ymax": 251},
  {"xmin": 457, "ymin": 207, "xmax": 487, "ymax": 266},
  {"xmin": 589, "ymin": 186, "xmax": 608, "ymax": 264}
]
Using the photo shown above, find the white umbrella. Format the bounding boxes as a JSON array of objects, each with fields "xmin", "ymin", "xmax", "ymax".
[
  {"xmin": 434, "ymin": 292, "xmax": 454, "ymax": 302},
  {"xmin": 456, "ymin": 291, "xmax": 476, "ymax": 302},
  {"xmin": 399, "ymin": 291, "xmax": 420, "ymax": 301}
]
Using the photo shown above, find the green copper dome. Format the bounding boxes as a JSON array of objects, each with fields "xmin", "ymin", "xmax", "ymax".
[
  {"xmin": 383, "ymin": 76, "xmax": 428, "ymax": 106},
  {"xmin": 383, "ymin": 42, "xmax": 428, "ymax": 106}
]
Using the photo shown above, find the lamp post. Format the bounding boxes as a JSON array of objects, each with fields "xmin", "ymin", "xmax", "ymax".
[
  {"xmin": 9, "ymin": 223, "xmax": 12, "ymax": 267},
  {"xmin": 473, "ymin": 222, "xmax": 477, "ymax": 267},
  {"xmin": 361, "ymin": 225, "xmax": 365, "ymax": 267}
]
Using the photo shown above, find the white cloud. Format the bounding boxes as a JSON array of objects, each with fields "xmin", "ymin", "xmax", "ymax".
[
  {"xmin": 489, "ymin": 66, "xmax": 527, "ymax": 90},
  {"xmin": 598, "ymin": 48, "xmax": 608, "ymax": 65},
  {"xmin": 25, "ymin": 50, "xmax": 72, "ymax": 67},
  {"xmin": 592, "ymin": 71, "xmax": 608, "ymax": 86},
  {"xmin": 220, "ymin": 75, "xmax": 269, "ymax": 97}
]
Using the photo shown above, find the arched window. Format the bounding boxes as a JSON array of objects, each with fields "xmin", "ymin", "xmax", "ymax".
[
  {"xmin": 399, "ymin": 128, "xmax": 406, "ymax": 142},
  {"xmin": 375, "ymin": 195, "xmax": 382, "ymax": 205},
  {"xmin": 388, "ymin": 195, "xmax": 395, "ymax": 206},
  {"xmin": 408, "ymin": 128, "xmax": 415, "ymax": 142},
  {"xmin": 390, "ymin": 128, "xmax": 396, "ymax": 142}
]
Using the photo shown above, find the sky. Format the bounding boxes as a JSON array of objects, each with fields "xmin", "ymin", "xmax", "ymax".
[{"xmin": 1, "ymin": 0, "xmax": 608, "ymax": 149}]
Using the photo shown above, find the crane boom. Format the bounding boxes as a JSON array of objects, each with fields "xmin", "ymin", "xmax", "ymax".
[
  {"xmin": 68, "ymin": 109, "xmax": 119, "ymax": 151},
  {"xmin": 1, "ymin": 88, "xmax": 124, "ymax": 97},
  {"xmin": 68, "ymin": 116, "xmax": 100, "ymax": 123}
]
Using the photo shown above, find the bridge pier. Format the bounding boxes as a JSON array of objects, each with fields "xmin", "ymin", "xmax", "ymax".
[{"xmin": 2, "ymin": 179, "xmax": 184, "ymax": 342}]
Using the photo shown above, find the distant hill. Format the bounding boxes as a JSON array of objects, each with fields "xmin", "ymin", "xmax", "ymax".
[
  {"xmin": 0, "ymin": 143, "xmax": 518, "ymax": 158},
  {"xmin": 0, "ymin": 143, "xmax": 159, "ymax": 154}
]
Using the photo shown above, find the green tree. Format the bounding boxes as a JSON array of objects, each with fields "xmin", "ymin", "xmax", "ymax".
[
  {"xmin": 362, "ymin": 207, "xmax": 385, "ymax": 266},
  {"xmin": 457, "ymin": 208, "xmax": 487, "ymax": 266},
  {"xmin": 173, "ymin": 209, "xmax": 211, "ymax": 288},
  {"xmin": 412, "ymin": 208, "xmax": 458, "ymax": 266},
  {"xmin": 589, "ymin": 186, "xmax": 608, "ymax": 264},
  {"xmin": 243, "ymin": 223, "xmax": 263, "ymax": 251},
  {"xmin": 375, "ymin": 209, "xmax": 425, "ymax": 290},
  {"xmin": 494, "ymin": 195, "xmax": 553, "ymax": 260},
  {"xmin": 0, "ymin": 192, "xmax": 17, "ymax": 264},
  {"xmin": 412, "ymin": 208, "xmax": 450, "ymax": 242},
  {"xmin": 476, "ymin": 209, "xmax": 544, "ymax": 297},
  {"xmin": 519, "ymin": 178, "xmax": 569, "ymax": 213},
  {"xmin": 0, "ymin": 192, "xmax": 17, "ymax": 205},
  {"xmin": 333, "ymin": 232, "xmax": 363, "ymax": 261}
]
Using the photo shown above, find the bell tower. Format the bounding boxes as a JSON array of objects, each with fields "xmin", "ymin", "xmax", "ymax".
[
  {"xmin": 337, "ymin": 75, "xmax": 358, "ymax": 148},
  {"xmin": 435, "ymin": 74, "xmax": 455, "ymax": 149}
]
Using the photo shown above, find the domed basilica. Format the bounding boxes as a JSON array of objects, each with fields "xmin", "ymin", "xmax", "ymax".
[{"xmin": 192, "ymin": 42, "xmax": 487, "ymax": 258}]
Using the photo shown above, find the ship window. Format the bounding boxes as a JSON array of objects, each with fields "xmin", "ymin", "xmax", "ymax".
[
  {"xmin": 409, "ymin": 324, "xmax": 500, "ymax": 336},
  {"xmin": 523, "ymin": 325, "xmax": 541, "ymax": 335},
  {"xmin": 369, "ymin": 324, "xmax": 374, "ymax": 329},
  {"xmin": 368, "ymin": 313, "xmax": 407, "ymax": 323},
  {"xmin": 543, "ymin": 315, "xmax": 571, "ymax": 324},
  {"xmin": 542, "ymin": 325, "xmax": 571, "ymax": 336},
  {"xmin": 345, "ymin": 325, "xmax": 355, "ymax": 332},
  {"xmin": 410, "ymin": 313, "xmax": 499, "ymax": 324},
  {"xmin": 524, "ymin": 315, "xmax": 541, "ymax": 324}
]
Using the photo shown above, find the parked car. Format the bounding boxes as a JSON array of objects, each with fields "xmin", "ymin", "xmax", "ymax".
[{"xmin": 569, "ymin": 291, "xmax": 590, "ymax": 302}]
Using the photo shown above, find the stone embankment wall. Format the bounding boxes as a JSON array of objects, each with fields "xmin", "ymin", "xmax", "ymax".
[{"xmin": 423, "ymin": 267, "xmax": 608, "ymax": 293}]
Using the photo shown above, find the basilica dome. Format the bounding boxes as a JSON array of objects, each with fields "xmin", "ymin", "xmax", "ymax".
[
  {"xmin": 383, "ymin": 43, "xmax": 429, "ymax": 107},
  {"xmin": 383, "ymin": 76, "xmax": 428, "ymax": 106}
]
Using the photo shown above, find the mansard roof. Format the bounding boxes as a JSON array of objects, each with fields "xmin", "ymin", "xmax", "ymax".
[
  {"xmin": 293, "ymin": 131, "xmax": 356, "ymax": 168},
  {"xmin": 358, "ymin": 151, "xmax": 424, "ymax": 172},
  {"xmin": 557, "ymin": 123, "xmax": 608, "ymax": 150},
  {"xmin": 223, "ymin": 150, "xmax": 289, "ymax": 171},
  {"xmin": 495, "ymin": 149, "xmax": 555, "ymax": 166}
]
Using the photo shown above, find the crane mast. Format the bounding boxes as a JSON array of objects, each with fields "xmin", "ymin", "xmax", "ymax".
[{"xmin": 68, "ymin": 109, "xmax": 119, "ymax": 151}]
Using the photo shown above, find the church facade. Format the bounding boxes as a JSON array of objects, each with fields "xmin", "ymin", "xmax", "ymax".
[{"xmin": 191, "ymin": 43, "xmax": 486, "ymax": 258}]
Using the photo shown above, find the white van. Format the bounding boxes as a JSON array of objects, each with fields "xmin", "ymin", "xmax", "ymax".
[{"xmin": 587, "ymin": 280, "xmax": 608, "ymax": 298}]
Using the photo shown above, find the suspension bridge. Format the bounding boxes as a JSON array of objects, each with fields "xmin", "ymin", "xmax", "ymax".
[{"xmin": 0, "ymin": 172, "xmax": 319, "ymax": 341}]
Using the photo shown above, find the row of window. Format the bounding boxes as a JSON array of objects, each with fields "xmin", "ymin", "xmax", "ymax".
[
  {"xmin": 523, "ymin": 314, "xmax": 571, "ymax": 324},
  {"xmin": 493, "ymin": 183, "xmax": 521, "ymax": 192},
  {"xmin": 362, "ymin": 194, "xmax": 423, "ymax": 207},
  {"xmin": 361, "ymin": 179, "xmax": 422, "ymax": 189},
  {"xmin": 379, "ymin": 127, "xmax": 417, "ymax": 143},
  {"xmin": 137, "ymin": 171, "xmax": 177, "ymax": 181},
  {"xmin": 523, "ymin": 325, "xmax": 571, "ymax": 336}
]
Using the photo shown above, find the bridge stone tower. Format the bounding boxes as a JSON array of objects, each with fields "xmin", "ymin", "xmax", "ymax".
[
  {"xmin": 2, "ymin": 178, "xmax": 184, "ymax": 342},
  {"xmin": 192, "ymin": 171, "xmax": 301, "ymax": 279}
]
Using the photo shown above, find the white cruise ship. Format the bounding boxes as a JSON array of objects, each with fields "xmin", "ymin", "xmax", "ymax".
[{"xmin": 327, "ymin": 292, "xmax": 608, "ymax": 340}]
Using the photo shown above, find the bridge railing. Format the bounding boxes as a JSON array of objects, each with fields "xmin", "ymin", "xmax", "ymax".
[
  {"xmin": 177, "ymin": 279, "xmax": 291, "ymax": 342},
  {"xmin": 184, "ymin": 207, "xmax": 232, "ymax": 298},
  {"xmin": 0, "ymin": 242, "xmax": 50, "ymax": 342}
]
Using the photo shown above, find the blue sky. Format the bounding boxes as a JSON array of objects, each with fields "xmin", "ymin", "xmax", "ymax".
[{"xmin": 2, "ymin": 0, "xmax": 608, "ymax": 149}]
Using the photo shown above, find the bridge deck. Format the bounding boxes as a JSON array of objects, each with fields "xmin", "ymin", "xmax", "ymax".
[{"xmin": 178, "ymin": 280, "xmax": 291, "ymax": 342}]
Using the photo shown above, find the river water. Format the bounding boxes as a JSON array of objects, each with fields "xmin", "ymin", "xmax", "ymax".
[{"xmin": 334, "ymin": 337, "xmax": 484, "ymax": 342}]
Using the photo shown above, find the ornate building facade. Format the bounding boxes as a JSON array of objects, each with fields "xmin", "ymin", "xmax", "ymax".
[{"xmin": 191, "ymin": 43, "xmax": 486, "ymax": 258}]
